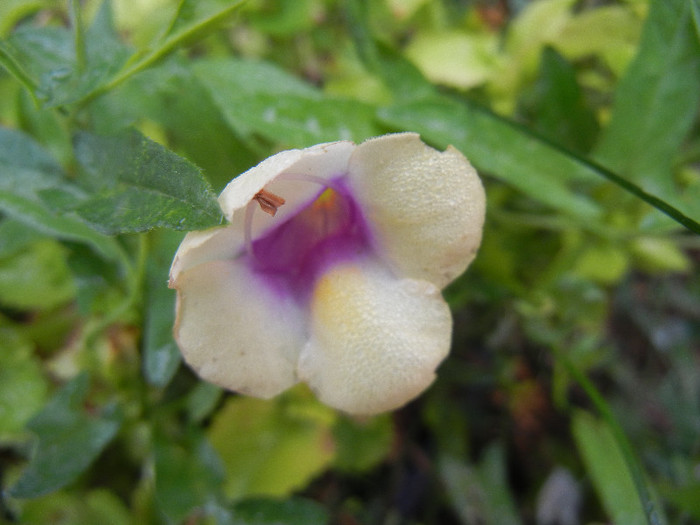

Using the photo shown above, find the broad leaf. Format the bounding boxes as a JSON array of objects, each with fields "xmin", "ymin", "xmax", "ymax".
[
  {"xmin": 72, "ymin": 129, "xmax": 222, "ymax": 233},
  {"xmin": 0, "ymin": 127, "xmax": 126, "ymax": 263},
  {"xmin": 10, "ymin": 374, "xmax": 122, "ymax": 498},
  {"xmin": 153, "ymin": 432, "xmax": 225, "ymax": 523},
  {"xmin": 208, "ymin": 394, "xmax": 335, "ymax": 499},
  {"xmin": 0, "ymin": 239, "xmax": 76, "ymax": 310},
  {"xmin": 195, "ymin": 58, "xmax": 380, "ymax": 148},
  {"xmin": 594, "ymin": 0, "xmax": 700, "ymax": 217},
  {"xmin": 92, "ymin": 58, "xmax": 258, "ymax": 189},
  {"xmin": 520, "ymin": 46, "xmax": 599, "ymax": 154}
]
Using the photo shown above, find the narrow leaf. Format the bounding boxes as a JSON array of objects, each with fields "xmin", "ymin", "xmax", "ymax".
[
  {"xmin": 378, "ymin": 98, "xmax": 602, "ymax": 220},
  {"xmin": 572, "ymin": 411, "xmax": 649, "ymax": 525},
  {"xmin": 0, "ymin": 39, "xmax": 39, "ymax": 99}
]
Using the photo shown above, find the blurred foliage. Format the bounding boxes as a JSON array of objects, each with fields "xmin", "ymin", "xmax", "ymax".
[{"xmin": 0, "ymin": 0, "xmax": 699, "ymax": 524}]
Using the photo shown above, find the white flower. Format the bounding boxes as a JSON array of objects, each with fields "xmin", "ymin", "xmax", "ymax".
[{"xmin": 169, "ymin": 133, "xmax": 485, "ymax": 415}]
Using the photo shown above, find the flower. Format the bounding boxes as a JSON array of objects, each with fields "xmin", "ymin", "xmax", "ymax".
[{"xmin": 169, "ymin": 133, "xmax": 485, "ymax": 415}]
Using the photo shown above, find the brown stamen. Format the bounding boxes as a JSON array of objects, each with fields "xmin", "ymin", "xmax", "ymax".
[{"xmin": 254, "ymin": 189, "xmax": 286, "ymax": 216}]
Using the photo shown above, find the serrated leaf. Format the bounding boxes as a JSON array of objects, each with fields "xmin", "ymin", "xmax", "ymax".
[
  {"xmin": 0, "ymin": 127, "xmax": 127, "ymax": 263},
  {"xmin": 10, "ymin": 374, "xmax": 122, "ymax": 498},
  {"xmin": 73, "ymin": 129, "xmax": 222, "ymax": 233},
  {"xmin": 378, "ymin": 97, "xmax": 602, "ymax": 220},
  {"xmin": 93, "ymin": 58, "xmax": 259, "ymax": 189}
]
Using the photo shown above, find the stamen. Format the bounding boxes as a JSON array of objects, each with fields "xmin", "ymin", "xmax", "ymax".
[
  {"xmin": 254, "ymin": 189, "xmax": 286, "ymax": 216},
  {"xmin": 244, "ymin": 199, "xmax": 256, "ymax": 259}
]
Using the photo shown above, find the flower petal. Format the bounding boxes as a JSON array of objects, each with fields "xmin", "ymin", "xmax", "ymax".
[
  {"xmin": 297, "ymin": 260, "xmax": 452, "ymax": 415},
  {"xmin": 173, "ymin": 259, "xmax": 306, "ymax": 398},
  {"xmin": 169, "ymin": 226, "xmax": 243, "ymax": 285},
  {"xmin": 348, "ymin": 133, "xmax": 485, "ymax": 289},
  {"xmin": 219, "ymin": 141, "xmax": 355, "ymax": 238}
]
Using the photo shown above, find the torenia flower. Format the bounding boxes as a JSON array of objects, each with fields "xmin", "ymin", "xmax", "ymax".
[{"xmin": 169, "ymin": 133, "xmax": 485, "ymax": 415}]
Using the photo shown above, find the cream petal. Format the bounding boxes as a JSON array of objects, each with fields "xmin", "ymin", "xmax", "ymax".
[
  {"xmin": 297, "ymin": 260, "xmax": 452, "ymax": 415},
  {"xmin": 169, "ymin": 226, "xmax": 243, "ymax": 285},
  {"xmin": 173, "ymin": 259, "xmax": 306, "ymax": 398},
  {"xmin": 348, "ymin": 133, "xmax": 485, "ymax": 289},
  {"xmin": 219, "ymin": 141, "xmax": 356, "ymax": 238}
]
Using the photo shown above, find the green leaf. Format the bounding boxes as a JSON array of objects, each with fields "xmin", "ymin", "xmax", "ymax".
[
  {"xmin": 560, "ymin": 352, "xmax": 668, "ymax": 525},
  {"xmin": 2, "ymin": 2, "xmax": 130, "ymax": 108},
  {"xmin": 232, "ymin": 497, "xmax": 329, "ymax": 525},
  {"xmin": 9, "ymin": 374, "xmax": 122, "ymax": 498},
  {"xmin": 572, "ymin": 411, "xmax": 649, "ymax": 525},
  {"xmin": 332, "ymin": 414, "xmax": 393, "ymax": 473},
  {"xmin": 0, "ymin": 327, "xmax": 48, "ymax": 440},
  {"xmin": 0, "ymin": 39, "xmax": 39, "ymax": 99},
  {"xmin": 0, "ymin": 219, "xmax": 43, "ymax": 258},
  {"xmin": 692, "ymin": 0, "xmax": 700, "ymax": 43},
  {"xmin": 93, "ymin": 0, "xmax": 247, "ymax": 99},
  {"xmin": 93, "ymin": 58, "xmax": 259, "ymax": 189},
  {"xmin": 208, "ymin": 394, "xmax": 336, "ymax": 499},
  {"xmin": 0, "ymin": 127, "xmax": 127, "ymax": 264},
  {"xmin": 378, "ymin": 97, "xmax": 602, "ymax": 220},
  {"xmin": 0, "ymin": 0, "xmax": 48, "ymax": 38},
  {"xmin": 520, "ymin": 46, "xmax": 599, "ymax": 153},
  {"xmin": 594, "ymin": 0, "xmax": 700, "ymax": 217},
  {"xmin": 18, "ymin": 489, "xmax": 132, "ymax": 525},
  {"xmin": 153, "ymin": 432, "xmax": 225, "ymax": 523},
  {"xmin": 72, "ymin": 129, "xmax": 222, "ymax": 233},
  {"xmin": 0, "ymin": 239, "xmax": 76, "ymax": 310},
  {"xmin": 195, "ymin": 58, "xmax": 380, "ymax": 147},
  {"xmin": 439, "ymin": 444, "xmax": 521, "ymax": 525},
  {"xmin": 142, "ymin": 231, "xmax": 182, "ymax": 387}
]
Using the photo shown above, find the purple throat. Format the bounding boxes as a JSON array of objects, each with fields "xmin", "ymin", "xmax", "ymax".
[{"xmin": 245, "ymin": 177, "xmax": 372, "ymax": 299}]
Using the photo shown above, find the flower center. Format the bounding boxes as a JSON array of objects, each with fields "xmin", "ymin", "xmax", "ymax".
[{"xmin": 245, "ymin": 177, "xmax": 371, "ymax": 299}]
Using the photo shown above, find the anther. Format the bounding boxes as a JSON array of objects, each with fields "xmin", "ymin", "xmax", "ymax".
[{"xmin": 254, "ymin": 189, "xmax": 286, "ymax": 216}]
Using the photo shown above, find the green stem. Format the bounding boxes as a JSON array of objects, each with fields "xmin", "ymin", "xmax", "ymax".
[
  {"xmin": 69, "ymin": 0, "xmax": 87, "ymax": 72},
  {"xmin": 76, "ymin": 0, "xmax": 247, "ymax": 108},
  {"xmin": 82, "ymin": 235, "xmax": 148, "ymax": 352}
]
